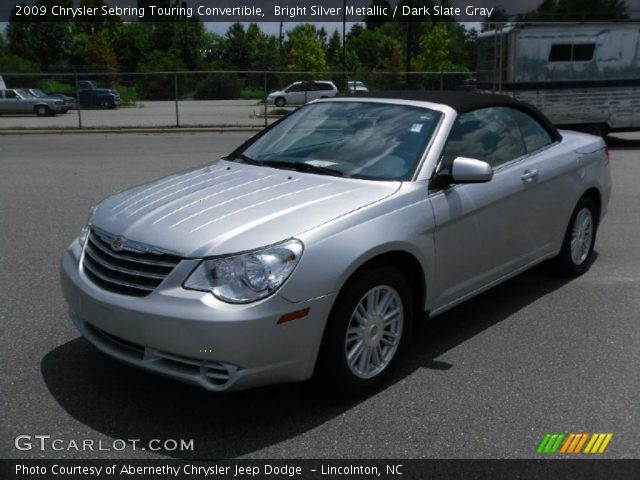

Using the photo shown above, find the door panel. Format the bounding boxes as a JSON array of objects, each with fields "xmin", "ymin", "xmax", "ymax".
[
  {"xmin": 428, "ymin": 106, "xmax": 560, "ymax": 311},
  {"xmin": 430, "ymin": 157, "xmax": 546, "ymax": 309}
]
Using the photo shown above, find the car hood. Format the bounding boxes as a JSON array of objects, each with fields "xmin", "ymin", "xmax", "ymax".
[{"xmin": 91, "ymin": 160, "xmax": 400, "ymax": 258}]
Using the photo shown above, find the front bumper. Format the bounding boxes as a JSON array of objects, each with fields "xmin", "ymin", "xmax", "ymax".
[{"xmin": 60, "ymin": 242, "xmax": 335, "ymax": 391}]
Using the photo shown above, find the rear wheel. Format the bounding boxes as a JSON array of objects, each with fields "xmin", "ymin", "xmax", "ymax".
[
  {"xmin": 553, "ymin": 196, "xmax": 598, "ymax": 276},
  {"xmin": 317, "ymin": 266, "xmax": 413, "ymax": 396},
  {"xmin": 35, "ymin": 105, "xmax": 51, "ymax": 117}
]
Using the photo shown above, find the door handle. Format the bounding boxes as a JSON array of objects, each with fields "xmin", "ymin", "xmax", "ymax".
[{"xmin": 521, "ymin": 169, "xmax": 539, "ymax": 182}]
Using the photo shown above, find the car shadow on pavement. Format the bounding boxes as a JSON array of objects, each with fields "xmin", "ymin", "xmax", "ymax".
[
  {"xmin": 606, "ymin": 135, "xmax": 640, "ymax": 150},
  {"xmin": 41, "ymin": 262, "xmax": 576, "ymax": 459}
]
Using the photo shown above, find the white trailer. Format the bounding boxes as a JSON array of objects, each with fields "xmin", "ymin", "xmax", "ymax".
[{"xmin": 477, "ymin": 23, "xmax": 640, "ymax": 135}]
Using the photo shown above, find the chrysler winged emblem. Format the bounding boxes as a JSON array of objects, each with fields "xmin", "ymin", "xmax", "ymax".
[{"xmin": 111, "ymin": 237, "xmax": 124, "ymax": 251}]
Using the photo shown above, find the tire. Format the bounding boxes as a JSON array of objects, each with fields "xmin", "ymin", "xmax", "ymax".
[
  {"xmin": 553, "ymin": 196, "xmax": 598, "ymax": 277},
  {"xmin": 316, "ymin": 265, "xmax": 413, "ymax": 396},
  {"xmin": 35, "ymin": 105, "xmax": 51, "ymax": 117},
  {"xmin": 274, "ymin": 97, "xmax": 286, "ymax": 108},
  {"xmin": 99, "ymin": 98, "xmax": 114, "ymax": 109}
]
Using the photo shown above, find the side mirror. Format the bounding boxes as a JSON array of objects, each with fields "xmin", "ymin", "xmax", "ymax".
[{"xmin": 450, "ymin": 157, "xmax": 493, "ymax": 184}]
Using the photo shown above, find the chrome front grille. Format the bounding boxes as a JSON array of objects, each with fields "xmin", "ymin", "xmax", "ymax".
[{"xmin": 82, "ymin": 229, "xmax": 181, "ymax": 297}]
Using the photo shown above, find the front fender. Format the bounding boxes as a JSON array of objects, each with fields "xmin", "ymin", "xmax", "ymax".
[{"xmin": 278, "ymin": 183, "xmax": 436, "ymax": 311}]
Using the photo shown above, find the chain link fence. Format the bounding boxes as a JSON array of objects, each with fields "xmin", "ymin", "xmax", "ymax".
[{"xmin": 0, "ymin": 70, "xmax": 474, "ymax": 130}]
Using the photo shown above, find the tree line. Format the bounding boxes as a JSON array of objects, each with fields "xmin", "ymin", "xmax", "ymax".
[{"xmin": 0, "ymin": 0, "xmax": 629, "ymax": 100}]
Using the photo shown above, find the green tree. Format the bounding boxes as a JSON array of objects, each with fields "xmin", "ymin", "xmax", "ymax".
[
  {"xmin": 112, "ymin": 22, "xmax": 152, "ymax": 72},
  {"xmin": 0, "ymin": 31, "xmax": 7, "ymax": 54},
  {"xmin": 172, "ymin": 19, "xmax": 207, "ymax": 69},
  {"xmin": 0, "ymin": 53, "xmax": 40, "ymax": 73},
  {"xmin": 415, "ymin": 23, "xmax": 468, "ymax": 72},
  {"xmin": 73, "ymin": 0, "xmax": 121, "ymax": 36},
  {"xmin": 6, "ymin": 0, "xmax": 73, "ymax": 71},
  {"xmin": 286, "ymin": 24, "xmax": 328, "ymax": 74},
  {"xmin": 201, "ymin": 32, "xmax": 227, "ymax": 64},
  {"xmin": 224, "ymin": 22, "xmax": 250, "ymax": 70},
  {"xmin": 245, "ymin": 24, "xmax": 281, "ymax": 71},
  {"xmin": 136, "ymin": 50, "xmax": 185, "ymax": 99}
]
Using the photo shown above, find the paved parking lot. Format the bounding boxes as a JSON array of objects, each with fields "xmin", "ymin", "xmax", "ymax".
[
  {"xmin": 1, "ymin": 132, "xmax": 639, "ymax": 459},
  {"xmin": 0, "ymin": 100, "xmax": 285, "ymax": 129}
]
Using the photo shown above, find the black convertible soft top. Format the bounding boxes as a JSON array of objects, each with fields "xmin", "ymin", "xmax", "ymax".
[{"xmin": 355, "ymin": 90, "xmax": 562, "ymax": 142}]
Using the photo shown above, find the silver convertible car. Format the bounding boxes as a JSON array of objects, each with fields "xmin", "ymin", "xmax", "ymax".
[{"xmin": 61, "ymin": 92, "xmax": 611, "ymax": 394}]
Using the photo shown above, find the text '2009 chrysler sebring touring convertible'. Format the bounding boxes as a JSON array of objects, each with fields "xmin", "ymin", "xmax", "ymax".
[{"xmin": 61, "ymin": 92, "xmax": 611, "ymax": 394}]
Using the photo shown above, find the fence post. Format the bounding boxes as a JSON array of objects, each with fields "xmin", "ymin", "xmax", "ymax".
[
  {"xmin": 440, "ymin": 71, "xmax": 444, "ymax": 91},
  {"xmin": 264, "ymin": 71, "xmax": 268, "ymax": 129},
  {"xmin": 74, "ymin": 73, "xmax": 82, "ymax": 130},
  {"xmin": 174, "ymin": 72, "xmax": 180, "ymax": 128}
]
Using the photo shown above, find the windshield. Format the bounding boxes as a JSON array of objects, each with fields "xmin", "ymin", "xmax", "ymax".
[
  {"xmin": 239, "ymin": 101, "xmax": 441, "ymax": 181},
  {"xmin": 31, "ymin": 89, "xmax": 46, "ymax": 97},
  {"xmin": 17, "ymin": 89, "xmax": 35, "ymax": 97}
]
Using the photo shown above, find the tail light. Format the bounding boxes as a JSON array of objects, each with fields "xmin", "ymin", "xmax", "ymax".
[{"xmin": 605, "ymin": 148, "xmax": 610, "ymax": 163}]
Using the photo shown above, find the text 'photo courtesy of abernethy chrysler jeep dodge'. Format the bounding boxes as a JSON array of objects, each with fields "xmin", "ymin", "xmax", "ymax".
[{"xmin": 60, "ymin": 91, "xmax": 611, "ymax": 395}]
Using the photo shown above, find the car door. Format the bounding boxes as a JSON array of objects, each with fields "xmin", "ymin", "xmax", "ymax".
[
  {"xmin": 0, "ymin": 90, "xmax": 20, "ymax": 114},
  {"xmin": 507, "ymin": 108, "xmax": 565, "ymax": 254},
  {"xmin": 284, "ymin": 83, "xmax": 304, "ymax": 105},
  {"xmin": 429, "ymin": 107, "xmax": 549, "ymax": 310},
  {"xmin": 300, "ymin": 82, "xmax": 316, "ymax": 103},
  {"xmin": 0, "ymin": 90, "xmax": 8, "ymax": 113}
]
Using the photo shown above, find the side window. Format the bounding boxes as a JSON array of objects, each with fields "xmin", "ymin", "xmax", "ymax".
[
  {"xmin": 548, "ymin": 44, "xmax": 572, "ymax": 62},
  {"xmin": 316, "ymin": 82, "xmax": 334, "ymax": 91},
  {"xmin": 508, "ymin": 109, "xmax": 553, "ymax": 153},
  {"xmin": 548, "ymin": 43, "xmax": 595, "ymax": 62},
  {"xmin": 4, "ymin": 90, "xmax": 18, "ymax": 99},
  {"xmin": 286, "ymin": 84, "xmax": 301, "ymax": 93},
  {"xmin": 441, "ymin": 107, "xmax": 527, "ymax": 169}
]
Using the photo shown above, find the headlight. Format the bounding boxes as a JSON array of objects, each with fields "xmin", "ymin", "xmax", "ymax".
[
  {"xmin": 184, "ymin": 239, "xmax": 303, "ymax": 304},
  {"xmin": 77, "ymin": 206, "xmax": 96, "ymax": 246}
]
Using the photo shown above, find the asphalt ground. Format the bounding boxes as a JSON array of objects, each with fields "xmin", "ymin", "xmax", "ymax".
[{"xmin": 1, "ymin": 132, "xmax": 639, "ymax": 459}]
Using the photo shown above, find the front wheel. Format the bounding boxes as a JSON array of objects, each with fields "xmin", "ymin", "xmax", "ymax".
[
  {"xmin": 274, "ymin": 97, "xmax": 286, "ymax": 108},
  {"xmin": 553, "ymin": 196, "xmax": 598, "ymax": 276},
  {"xmin": 316, "ymin": 266, "xmax": 413, "ymax": 396}
]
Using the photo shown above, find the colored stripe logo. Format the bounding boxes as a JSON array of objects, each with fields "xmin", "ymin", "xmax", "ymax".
[{"xmin": 537, "ymin": 433, "xmax": 613, "ymax": 454}]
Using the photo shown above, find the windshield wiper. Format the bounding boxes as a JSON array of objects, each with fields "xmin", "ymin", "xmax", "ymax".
[
  {"xmin": 261, "ymin": 160, "xmax": 345, "ymax": 177},
  {"xmin": 223, "ymin": 153, "xmax": 263, "ymax": 166}
]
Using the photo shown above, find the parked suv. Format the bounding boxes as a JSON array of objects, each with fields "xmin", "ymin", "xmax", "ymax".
[
  {"xmin": 0, "ymin": 89, "xmax": 66, "ymax": 116},
  {"xmin": 267, "ymin": 81, "xmax": 338, "ymax": 107}
]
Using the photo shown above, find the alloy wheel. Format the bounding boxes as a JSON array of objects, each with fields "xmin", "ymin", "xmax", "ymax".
[
  {"xmin": 570, "ymin": 207, "xmax": 594, "ymax": 265},
  {"xmin": 344, "ymin": 285, "xmax": 404, "ymax": 379}
]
